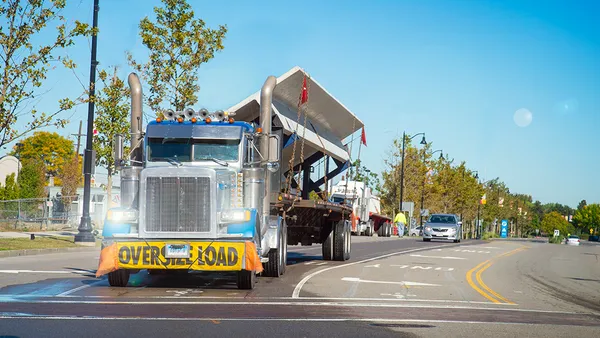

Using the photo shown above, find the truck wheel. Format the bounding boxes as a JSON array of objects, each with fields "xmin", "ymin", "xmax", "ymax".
[
  {"xmin": 384, "ymin": 222, "xmax": 391, "ymax": 237},
  {"xmin": 237, "ymin": 270, "xmax": 256, "ymax": 290},
  {"xmin": 264, "ymin": 220, "xmax": 287, "ymax": 277},
  {"xmin": 322, "ymin": 224, "xmax": 334, "ymax": 261},
  {"xmin": 333, "ymin": 220, "xmax": 348, "ymax": 261},
  {"xmin": 108, "ymin": 269, "xmax": 130, "ymax": 287},
  {"xmin": 344, "ymin": 221, "xmax": 351, "ymax": 261}
]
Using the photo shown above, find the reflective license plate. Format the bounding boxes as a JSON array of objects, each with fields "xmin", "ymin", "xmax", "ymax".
[{"xmin": 165, "ymin": 244, "xmax": 190, "ymax": 258}]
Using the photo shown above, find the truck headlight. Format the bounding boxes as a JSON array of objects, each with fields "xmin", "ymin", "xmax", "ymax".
[
  {"xmin": 220, "ymin": 209, "xmax": 251, "ymax": 224},
  {"xmin": 106, "ymin": 209, "xmax": 138, "ymax": 223}
]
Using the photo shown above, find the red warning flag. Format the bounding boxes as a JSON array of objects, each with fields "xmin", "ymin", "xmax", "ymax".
[
  {"xmin": 361, "ymin": 127, "xmax": 367, "ymax": 146},
  {"xmin": 299, "ymin": 75, "xmax": 308, "ymax": 105}
]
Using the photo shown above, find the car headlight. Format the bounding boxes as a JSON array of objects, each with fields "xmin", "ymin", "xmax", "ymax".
[
  {"xmin": 425, "ymin": 226, "xmax": 432, "ymax": 232},
  {"xmin": 106, "ymin": 209, "xmax": 138, "ymax": 223},
  {"xmin": 448, "ymin": 227, "xmax": 457, "ymax": 233},
  {"xmin": 220, "ymin": 209, "xmax": 251, "ymax": 224}
]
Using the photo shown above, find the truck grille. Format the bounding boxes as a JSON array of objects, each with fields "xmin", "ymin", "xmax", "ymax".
[{"xmin": 145, "ymin": 176, "xmax": 212, "ymax": 232}]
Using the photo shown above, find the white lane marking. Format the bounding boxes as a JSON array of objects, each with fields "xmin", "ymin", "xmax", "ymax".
[
  {"xmin": 364, "ymin": 264, "xmax": 380, "ymax": 268},
  {"xmin": 341, "ymin": 277, "xmax": 441, "ymax": 287},
  {"xmin": 0, "ymin": 302, "xmax": 591, "ymax": 315},
  {"xmin": 166, "ymin": 289, "xmax": 204, "ymax": 297},
  {"xmin": 453, "ymin": 249, "xmax": 491, "ymax": 254},
  {"xmin": 0, "ymin": 270, "xmax": 93, "ymax": 275},
  {"xmin": 292, "ymin": 244, "xmax": 454, "ymax": 298},
  {"xmin": 0, "ymin": 295, "xmax": 504, "ymax": 305},
  {"xmin": 316, "ymin": 262, "xmax": 328, "ymax": 266},
  {"xmin": 56, "ymin": 280, "xmax": 104, "ymax": 297},
  {"xmin": 0, "ymin": 316, "xmax": 589, "ymax": 325},
  {"xmin": 380, "ymin": 293, "xmax": 417, "ymax": 299},
  {"xmin": 392, "ymin": 265, "xmax": 454, "ymax": 271},
  {"xmin": 304, "ymin": 261, "xmax": 317, "ymax": 265},
  {"xmin": 409, "ymin": 254, "xmax": 466, "ymax": 260}
]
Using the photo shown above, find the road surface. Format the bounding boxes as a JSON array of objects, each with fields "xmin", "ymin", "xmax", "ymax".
[{"xmin": 0, "ymin": 236, "xmax": 599, "ymax": 337}]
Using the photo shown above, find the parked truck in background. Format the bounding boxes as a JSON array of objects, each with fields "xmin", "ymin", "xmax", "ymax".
[
  {"xmin": 96, "ymin": 67, "xmax": 362, "ymax": 290},
  {"xmin": 330, "ymin": 180, "xmax": 393, "ymax": 237}
]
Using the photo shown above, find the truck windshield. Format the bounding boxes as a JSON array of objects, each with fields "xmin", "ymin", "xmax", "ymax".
[
  {"xmin": 193, "ymin": 139, "xmax": 240, "ymax": 162},
  {"xmin": 147, "ymin": 138, "xmax": 240, "ymax": 162},
  {"xmin": 147, "ymin": 138, "xmax": 192, "ymax": 162}
]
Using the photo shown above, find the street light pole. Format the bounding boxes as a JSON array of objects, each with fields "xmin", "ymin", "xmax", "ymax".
[
  {"xmin": 398, "ymin": 132, "xmax": 426, "ymax": 216},
  {"xmin": 75, "ymin": 0, "xmax": 100, "ymax": 245}
]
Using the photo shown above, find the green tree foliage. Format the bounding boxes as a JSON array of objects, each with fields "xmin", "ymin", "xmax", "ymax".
[
  {"xmin": 349, "ymin": 159, "xmax": 381, "ymax": 193},
  {"xmin": 58, "ymin": 155, "xmax": 82, "ymax": 212},
  {"xmin": 0, "ymin": 0, "xmax": 93, "ymax": 148},
  {"xmin": 572, "ymin": 204, "xmax": 600, "ymax": 234},
  {"xmin": 126, "ymin": 0, "xmax": 227, "ymax": 115},
  {"xmin": 0, "ymin": 173, "xmax": 19, "ymax": 200},
  {"xmin": 17, "ymin": 159, "xmax": 46, "ymax": 199},
  {"xmin": 540, "ymin": 211, "xmax": 571, "ymax": 236},
  {"xmin": 577, "ymin": 199, "xmax": 587, "ymax": 210},
  {"xmin": 93, "ymin": 67, "xmax": 131, "ymax": 206},
  {"xmin": 10, "ymin": 131, "xmax": 74, "ymax": 185}
]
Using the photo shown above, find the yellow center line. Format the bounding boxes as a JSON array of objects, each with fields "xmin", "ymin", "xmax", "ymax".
[
  {"xmin": 465, "ymin": 246, "xmax": 526, "ymax": 304},
  {"xmin": 466, "ymin": 260, "xmax": 501, "ymax": 303}
]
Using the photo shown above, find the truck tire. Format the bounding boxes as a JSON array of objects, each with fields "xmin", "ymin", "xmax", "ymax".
[
  {"xmin": 384, "ymin": 222, "xmax": 391, "ymax": 237},
  {"xmin": 333, "ymin": 220, "xmax": 349, "ymax": 261},
  {"xmin": 264, "ymin": 220, "xmax": 287, "ymax": 277},
  {"xmin": 344, "ymin": 221, "xmax": 351, "ymax": 261},
  {"xmin": 237, "ymin": 270, "xmax": 256, "ymax": 290},
  {"xmin": 322, "ymin": 224, "xmax": 334, "ymax": 261},
  {"xmin": 108, "ymin": 269, "xmax": 130, "ymax": 287}
]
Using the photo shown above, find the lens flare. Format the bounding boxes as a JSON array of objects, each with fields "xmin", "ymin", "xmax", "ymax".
[{"xmin": 514, "ymin": 108, "xmax": 533, "ymax": 127}]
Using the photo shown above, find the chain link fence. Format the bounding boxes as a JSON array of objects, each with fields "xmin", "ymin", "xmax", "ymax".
[{"xmin": 0, "ymin": 193, "xmax": 109, "ymax": 231}]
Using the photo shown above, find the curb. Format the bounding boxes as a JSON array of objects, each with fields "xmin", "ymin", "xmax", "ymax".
[{"xmin": 0, "ymin": 246, "xmax": 98, "ymax": 258}]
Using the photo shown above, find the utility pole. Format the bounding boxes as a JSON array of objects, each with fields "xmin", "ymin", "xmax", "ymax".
[
  {"xmin": 73, "ymin": 120, "xmax": 85, "ymax": 156},
  {"xmin": 75, "ymin": 0, "xmax": 100, "ymax": 245}
]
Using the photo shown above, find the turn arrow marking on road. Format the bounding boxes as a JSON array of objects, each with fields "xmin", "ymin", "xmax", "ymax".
[{"xmin": 341, "ymin": 277, "xmax": 441, "ymax": 287}]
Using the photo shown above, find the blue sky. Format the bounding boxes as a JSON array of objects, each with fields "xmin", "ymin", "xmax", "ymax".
[{"xmin": 4, "ymin": 0, "xmax": 599, "ymax": 207}]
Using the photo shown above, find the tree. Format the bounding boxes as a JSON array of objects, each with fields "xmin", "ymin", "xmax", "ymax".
[
  {"xmin": 349, "ymin": 159, "xmax": 381, "ymax": 193},
  {"xmin": 58, "ymin": 155, "xmax": 82, "ymax": 215},
  {"xmin": 126, "ymin": 0, "xmax": 227, "ymax": 115},
  {"xmin": 10, "ymin": 131, "xmax": 74, "ymax": 185},
  {"xmin": 93, "ymin": 67, "xmax": 130, "ymax": 207},
  {"xmin": 0, "ymin": 0, "xmax": 93, "ymax": 149},
  {"xmin": 541, "ymin": 211, "xmax": 570, "ymax": 236},
  {"xmin": 17, "ymin": 159, "xmax": 46, "ymax": 199},
  {"xmin": 577, "ymin": 199, "xmax": 587, "ymax": 210},
  {"xmin": 572, "ymin": 204, "xmax": 600, "ymax": 234},
  {"xmin": 0, "ymin": 173, "xmax": 19, "ymax": 200}
]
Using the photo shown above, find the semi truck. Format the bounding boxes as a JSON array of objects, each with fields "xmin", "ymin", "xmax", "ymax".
[
  {"xmin": 330, "ymin": 180, "xmax": 393, "ymax": 237},
  {"xmin": 95, "ymin": 67, "xmax": 363, "ymax": 290}
]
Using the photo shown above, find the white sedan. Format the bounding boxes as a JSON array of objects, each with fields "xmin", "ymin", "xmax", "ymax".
[{"xmin": 566, "ymin": 235, "xmax": 581, "ymax": 246}]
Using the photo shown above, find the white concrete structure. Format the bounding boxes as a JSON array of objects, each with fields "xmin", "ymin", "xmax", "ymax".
[{"xmin": 0, "ymin": 155, "xmax": 20, "ymax": 185}]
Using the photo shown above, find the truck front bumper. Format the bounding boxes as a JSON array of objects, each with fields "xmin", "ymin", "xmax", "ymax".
[{"xmin": 96, "ymin": 239, "xmax": 263, "ymax": 277}]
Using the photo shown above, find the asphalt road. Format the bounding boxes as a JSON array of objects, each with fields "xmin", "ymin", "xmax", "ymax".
[{"xmin": 1, "ymin": 236, "xmax": 599, "ymax": 338}]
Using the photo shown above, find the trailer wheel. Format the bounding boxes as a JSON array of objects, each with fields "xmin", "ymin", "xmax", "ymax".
[
  {"xmin": 322, "ymin": 224, "xmax": 334, "ymax": 261},
  {"xmin": 333, "ymin": 220, "xmax": 349, "ymax": 261},
  {"xmin": 366, "ymin": 220, "xmax": 374, "ymax": 237},
  {"xmin": 108, "ymin": 269, "xmax": 130, "ymax": 287},
  {"xmin": 344, "ymin": 221, "xmax": 351, "ymax": 261},
  {"xmin": 237, "ymin": 270, "xmax": 256, "ymax": 290},
  {"xmin": 383, "ymin": 222, "xmax": 391, "ymax": 237}
]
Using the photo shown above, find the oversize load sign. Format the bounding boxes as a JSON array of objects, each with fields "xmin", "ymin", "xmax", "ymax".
[{"xmin": 116, "ymin": 242, "xmax": 245, "ymax": 271}]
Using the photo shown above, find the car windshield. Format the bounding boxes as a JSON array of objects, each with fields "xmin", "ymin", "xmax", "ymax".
[
  {"xmin": 147, "ymin": 138, "xmax": 240, "ymax": 162},
  {"xmin": 429, "ymin": 215, "xmax": 456, "ymax": 224},
  {"xmin": 568, "ymin": 235, "xmax": 579, "ymax": 239}
]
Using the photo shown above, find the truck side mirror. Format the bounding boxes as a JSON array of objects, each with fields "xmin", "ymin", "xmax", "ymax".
[{"xmin": 113, "ymin": 134, "xmax": 124, "ymax": 171}]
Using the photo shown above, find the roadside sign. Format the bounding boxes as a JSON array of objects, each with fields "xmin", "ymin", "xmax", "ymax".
[
  {"xmin": 553, "ymin": 229, "xmax": 560, "ymax": 237},
  {"xmin": 500, "ymin": 219, "xmax": 508, "ymax": 238}
]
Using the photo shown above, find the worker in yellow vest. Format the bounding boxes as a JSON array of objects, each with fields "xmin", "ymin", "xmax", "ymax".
[{"xmin": 394, "ymin": 212, "xmax": 407, "ymax": 238}]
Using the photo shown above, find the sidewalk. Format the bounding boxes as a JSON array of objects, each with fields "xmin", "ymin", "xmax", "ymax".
[{"xmin": 0, "ymin": 230, "xmax": 78, "ymax": 239}]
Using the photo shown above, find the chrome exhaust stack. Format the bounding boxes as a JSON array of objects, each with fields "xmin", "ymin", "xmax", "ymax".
[
  {"xmin": 259, "ymin": 75, "xmax": 277, "ymax": 237},
  {"xmin": 120, "ymin": 73, "xmax": 144, "ymax": 210}
]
